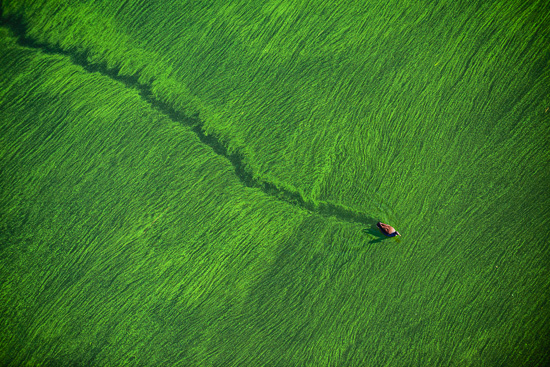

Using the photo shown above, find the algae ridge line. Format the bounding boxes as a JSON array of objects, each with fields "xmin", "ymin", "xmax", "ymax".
[{"xmin": 0, "ymin": 13, "xmax": 376, "ymax": 227}]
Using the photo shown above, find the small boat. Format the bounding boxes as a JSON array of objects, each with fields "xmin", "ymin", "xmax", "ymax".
[{"xmin": 376, "ymin": 222, "xmax": 401, "ymax": 237}]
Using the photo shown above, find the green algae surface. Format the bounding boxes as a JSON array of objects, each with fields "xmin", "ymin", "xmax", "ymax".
[{"xmin": 1, "ymin": 1, "xmax": 549, "ymax": 365}]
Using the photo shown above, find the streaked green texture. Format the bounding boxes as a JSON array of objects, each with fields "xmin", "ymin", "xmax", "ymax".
[{"xmin": 1, "ymin": 0, "xmax": 549, "ymax": 365}]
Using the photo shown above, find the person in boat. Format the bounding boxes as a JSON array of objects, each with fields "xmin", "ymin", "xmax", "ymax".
[{"xmin": 376, "ymin": 222, "xmax": 401, "ymax": 237}]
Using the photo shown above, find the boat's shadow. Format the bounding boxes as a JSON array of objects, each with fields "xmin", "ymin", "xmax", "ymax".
[{"xmin": 362, "ymin": 225, "xmax": 390, "ymax": 244}]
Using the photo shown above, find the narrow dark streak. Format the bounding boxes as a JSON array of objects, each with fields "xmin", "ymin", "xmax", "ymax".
[{"xmin": 1, "ymin": 13, "xmax": 376, "ymax": 227}]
